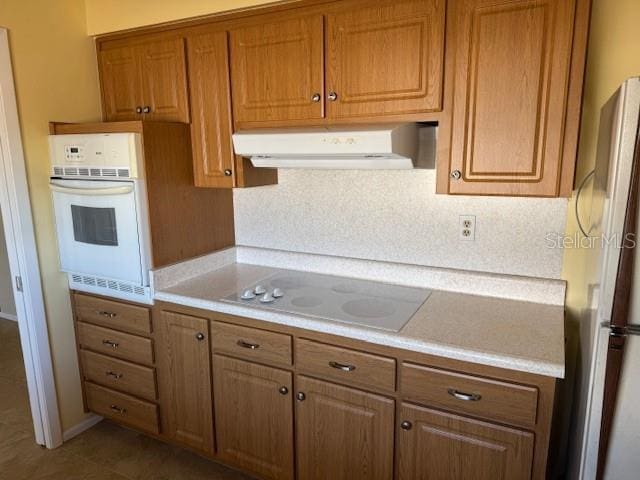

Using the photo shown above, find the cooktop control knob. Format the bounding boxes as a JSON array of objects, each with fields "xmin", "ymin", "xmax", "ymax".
[
  {"xmin": 240, "ymin": 290, "xmax": 255, "ymax": 300},
  {"xmin": 260, "ymin": 293, "xmax": 275, "ymax": 303},
  {"xmin": 272, "ymin": 288, "xmax": 284, "ymax": 298},
  {"xmin": 254, "ymin": 285, "xmax": 266, "ymax": 295}
]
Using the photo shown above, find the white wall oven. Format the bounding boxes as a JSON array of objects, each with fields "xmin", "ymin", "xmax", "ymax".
[{"xmin": 49, "ymin": 133, "xmax": 153, "ymax": 303}]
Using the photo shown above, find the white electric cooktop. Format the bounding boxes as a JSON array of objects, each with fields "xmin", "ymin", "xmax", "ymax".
[{"xmin": 223, "ymin": 270, "xmax": 432, "ymax": 332}]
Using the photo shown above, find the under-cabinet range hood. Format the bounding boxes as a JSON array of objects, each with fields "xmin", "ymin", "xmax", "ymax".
[{"xmin": 232, "ymin": 123, "xmax": 426, "ymax": 169}]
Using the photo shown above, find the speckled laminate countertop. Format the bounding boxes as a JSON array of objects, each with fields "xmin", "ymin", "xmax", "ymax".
[{"xmin": 153, "ymin": 259, "xmax": 565, "ymax": 378}]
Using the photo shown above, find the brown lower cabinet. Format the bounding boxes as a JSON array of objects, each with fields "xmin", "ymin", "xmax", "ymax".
[
  {"xmin": 397, "ymin": 403, "xmax": 534, "ymax": 480},
  {"xmin": 295, "ymin": 376, "xmax": 395, "ymax": 480},
  {"xmin": 154, "ymin": 310, "xmax": 215, "ymax": 455},
  {"xmin": 213, "ymin": 355, "xmax": 295, "ymax": 480},
  {"xmin": 73, "ymin": 295, "xmax": 556, "ymax": 480}
]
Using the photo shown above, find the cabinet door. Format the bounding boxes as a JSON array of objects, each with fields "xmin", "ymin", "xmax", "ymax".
[
  {"xmin": 296, "ymin": 376, "xmax": 394, "ymax": 480},
  {"xmin": 326, "ymin": 0, "xmax": 445, "ymax": 119},
  {"xmin": 99, "ymin": 45, "xmax": 142, "ymax": 121},
  {"xmin": 213, "ymin": 355, "xmax": 294, "ymax": 480},
  {"xmin": 230, "ymin": 15, "xmax": 325, "ymax": 123},
  {"xmin": 398, "ymin": 403, "xmax": 534, "ymax": 480},
  {"xmin": 447, "ymin": 0, "xmax": 576, "ymax": 196},
  {"xmin": 187, "ymin": 31, "xmax": 235, "ymax": 188},
  {"xmin": 138, "ymin": 38, "xmax": 190, "ymax": 122},
  {"xmin": 155, "ymin": 311, "xmax": 214, "ymax": 454}
]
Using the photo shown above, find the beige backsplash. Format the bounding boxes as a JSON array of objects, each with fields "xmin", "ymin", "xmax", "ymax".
[{"xmin": 233, "ymin": 168, "xmax": 568, "ymax": 280}]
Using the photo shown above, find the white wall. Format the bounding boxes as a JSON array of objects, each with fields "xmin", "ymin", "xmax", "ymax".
[
  {"xmin": 234, "ymin": 131, "xmax": 569, "ymax": 280},
  {"xmin": 0, "ymin": 214, "xmax": 16, "ymax": 318}
]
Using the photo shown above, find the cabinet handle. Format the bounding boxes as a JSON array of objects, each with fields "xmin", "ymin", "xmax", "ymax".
[
  {"xmin": 224, "ymin": 169, "xmax": 232, "ymax": 176},
  {"xmin": 237, "ymin": 340, "xmax": 260, "ymax": 350},
  {"xmin": 102, "ymin": 339, "xmax": 119, "ymax": 348},
  {"xmin": 96, "ymin": 310, "xmax": 117, "ymax": 318},
  {"xmin": 400, "ymin": 420, "xmax": 412, "ymax": 431},
  {"xmin": 195, "ymin": 332, "xmax": 205, "ymax": 341},
  {"xmin": 447, "ymin": 388, "xmax": 482, "ymax": 402},
  {"xmin": 142, "ymin": 106, "xmax": 151, "ymax": 114},
  {"xmin": 329, "ymin": 361, "xmax": 356, "ymax": 372},
  {"xmin": 136, "ymin": 106, "xmax": 142, "ymax": 114},
  {"xmin": 450, "ymin": 170, "xmax": 462, "ymax": 180},
  {"xmin": 311, "ymin": 93, "xmax": 321, "ymax": 102},
  {"xmin": 296, "ymin": 392, "xmax": 306, "ymax": 402},
  {"xmin": 109, "ymin": 404, "xmax": 127, "ymax": 414},
  {"xmin": 106, "ymin": 370, "xmax": 123, "ymax": 379},
  {"xmin": 327, "ymin": 91, "xmax": 338, "ymax": 102},
  {"xmin": 279, "ymin": 386, "xmax": 289, "ymax": 395}
]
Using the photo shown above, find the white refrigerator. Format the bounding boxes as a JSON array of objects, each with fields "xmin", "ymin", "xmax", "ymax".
[{"xmin": 575, "ymin": 77, "xmax": 640, "ymax": 480}]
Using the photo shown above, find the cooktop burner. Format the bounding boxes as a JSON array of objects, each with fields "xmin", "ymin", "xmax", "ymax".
[{"xmin": 223, "ymin": 270, "xmax": 432, "ymax": 332}]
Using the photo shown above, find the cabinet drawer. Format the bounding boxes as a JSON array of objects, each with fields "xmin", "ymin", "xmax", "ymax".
[
  {"xmin": 74, "ymin": 293, "xmax": 151, "ymax": 335},
  {"xmin": 77, "ymin": 322, "xmax": 154, "ymax": 365},
  {"xmin": 85, "ymin": 382, "xmax": 159, "ymax": 434},
  {"xmin": 295, "ymin": 339, "xmax": 396, "ymax": 392},
  {"xmin": 80, "ymin": 350, "xmax": 157, "ymax": 401},
  {"xmin": 401, "ymin": 362, "xmax": 538, "ymax": 427},
  {"xmin": 211, "ymin": 321, "xmax": 292, "ymax": 366}
]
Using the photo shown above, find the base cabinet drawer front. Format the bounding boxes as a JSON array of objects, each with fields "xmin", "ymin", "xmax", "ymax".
[
  {"xmin": 156, "ymin": 311, "xmax": 215, "ymax": 455},
  {"xmin": 398, "ymin": 403, "xmax": 534, "ymax": 480},
  {"xmin": 85, "ymin": 382, "xmax": 159, "ymax": 434},
  {"xmin": 211, "ymin": 321, "xmax": 292, "ymax": 366},
  {"xmin": 80, "ymin": 350, "xmax": 157, "ymax": 401},
  {"xmin": 74, "ymin": 293, "xmax": 151, "ymax": 335},
  {"xmin": 295, "ymin": 338, "xmax": 396, "ymax": 392},
  {"xmin": 401, "ymin": 362, "xmax": 538, "ymax": 427},
  {"xmin": 77, "ymin": 322, "xmax": 154, "ymax": 365},
  {"xmin": 295, "ymin": 376, "xmax": 395, "ymax": 480},
  {"xmin": 213, "ymin": 355, "xmax": 294, "ymax": 480}
]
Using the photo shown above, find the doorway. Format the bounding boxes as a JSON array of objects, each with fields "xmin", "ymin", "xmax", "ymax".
[{"xmin": 0, "ymin": 27, "xmax": 62, "ymax": 448}]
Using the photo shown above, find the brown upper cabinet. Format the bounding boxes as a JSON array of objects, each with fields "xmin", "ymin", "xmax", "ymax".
[
  {"xmin": 229, "ymin": 15, "xmax": 325, "ymax": 124},
  {"xmin": 99, "ymin": 38, "xmax": 189, "ymax": 122},
  {"xmin": 325, "ymin": 0, "xmax": 445, "ymax": 119},
  {"xmin": 439, "ymin": 0, "xmax": 589, "ymax": 196},
  {"xmin": 94, "ymin": 0, "xmax": 589, "ymax": 196},
  {"xmin": 229, "ymin": 0, "xmax": 445, "ymax": 126}
]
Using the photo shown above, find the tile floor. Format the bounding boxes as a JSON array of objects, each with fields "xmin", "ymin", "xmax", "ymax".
[{"xmin": 0, "ymin": 318, "xmax": 252, "ymax": 479}]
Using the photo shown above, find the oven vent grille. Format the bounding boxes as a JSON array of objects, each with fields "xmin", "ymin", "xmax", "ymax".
[
  {"xmin": 70, "ymin": 273, "xmax": 146, "ymax": 297},
  {"xmin": 52, "ymin": 166, "xmax": 131, "ymax": 178}
]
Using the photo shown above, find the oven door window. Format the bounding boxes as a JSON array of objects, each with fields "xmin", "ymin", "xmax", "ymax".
[{"xmin": 71, "ymin": 205, "xmax": 118, "ymax": 247}]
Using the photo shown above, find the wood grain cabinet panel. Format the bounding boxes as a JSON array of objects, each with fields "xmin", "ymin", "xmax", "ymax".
[
  {"xmin": 138, "ymin": 38, "xmax": 190, "ymax": 122},
  {"xmin": 155, "ymin": 311, "xmax": 214, "ymax": 454},
  {"xmin": 295, "ymin": 376, "xmax": 395, "ymax": 480},
  {"xmin": 99, "ymin": 38, "xmax": 189, "ymax": 123},
  {"xmin": 76, "ymin": 322, "xmax": 154, "ymax": 365},
  {"xmin": 213, "ymin": 355, "xmax": 294, "ymax": 480},
  {"xmin": 85, "ymin": 382, "xmax": 160, "ymax": 435},
  {"xmin": 74, "ymin": 293, "xmax": 151, "ymax": 335},
  {"xmin": 398, "ymin": 403, "xmax": 534, "ymax": 480},
  {"xmin": 446, "ymin": 0, "xmax": 577, "ymax": 196},
  {"xmin": 99, "ymin": 45, "xmax": 141, "ymax": 121},
  {"xmin": 326, "ymin": 0, "xmax": 445, "ymax": 118},
  {"xmin": 230, "ymin": 15, "xmax": 325, "ymax": 123},
  {"xmin": 187, "ymin": 31, "xmax": 235, "ymax": 188}
]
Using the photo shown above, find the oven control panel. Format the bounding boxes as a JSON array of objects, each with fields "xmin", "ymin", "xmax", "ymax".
[{"xmin": 49, "ymin": 133, "xmax": 142, "ymax": 178}]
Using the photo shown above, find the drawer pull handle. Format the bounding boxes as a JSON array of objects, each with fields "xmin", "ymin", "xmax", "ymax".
[
  {"xmin": 109, "ymin": 404, "xmax": 127, "ymax": 414},
  {"xmin": 195, "ymin": 332, "xmax": 205, "ymax": 341},
  {"xmin": 448, "ymin": 388, "xmax": 482, "ymax": 402},
  {"xmin": 102, "ymin": 340, "xmax": 119, "ymax": 348},
  {"xmin": 97, "ymin": 311, "xmax": 117, "ymax": 318},
  {"xmin": 106, "ymin": 371, "xmax": 123, "ymax": 379},
  {"xmin": 237, "ymin": 340, "xmax": 260, "ymax": 350},
  {"xmin": 329, "ymin": 361, "xmax": 356, "ymax": 372}
]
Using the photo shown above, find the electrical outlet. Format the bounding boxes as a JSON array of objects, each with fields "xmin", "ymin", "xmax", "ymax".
[{"xmin": 459, "ymin": 215, "xmax": 476, "ymax": 241}]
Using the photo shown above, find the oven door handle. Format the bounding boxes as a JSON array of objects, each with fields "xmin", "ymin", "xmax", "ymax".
[{"xmin": 49, "ymin": 183, "xmax": 134, "ymax": 196}]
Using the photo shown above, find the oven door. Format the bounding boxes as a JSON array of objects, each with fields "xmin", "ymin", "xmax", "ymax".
[{"xmin": 50, "ymin": 179, "xmax": 144, "ymax": 285}]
